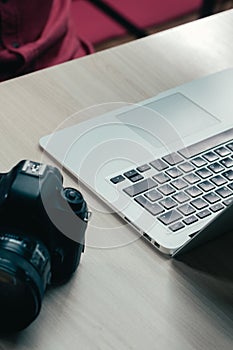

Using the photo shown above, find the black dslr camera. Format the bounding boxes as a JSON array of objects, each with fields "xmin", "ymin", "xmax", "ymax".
[{"xmin": 0, "ymin": 160, "xmax": 89, "ymax": 332}]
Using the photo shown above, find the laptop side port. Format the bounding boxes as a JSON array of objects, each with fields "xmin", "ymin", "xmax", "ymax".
[
  {"xmin": 153, "ymin": 240, "xmax": 160, "ymax": 249},
  {"xmin": 143, "ymin": 233, "xmax": 160, "ymax": 249},
  {"xmin": 143, "ymin": 233, "xmax": 151, "ymax": 242},
  {"xmin": 124, "ymin": 217, "xmax": 161, "ymax": 250}
]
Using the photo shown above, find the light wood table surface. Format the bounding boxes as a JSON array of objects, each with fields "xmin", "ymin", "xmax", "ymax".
[{"xmin": 0, "ymin": 9, "xmax": 233, "ymax": 350}]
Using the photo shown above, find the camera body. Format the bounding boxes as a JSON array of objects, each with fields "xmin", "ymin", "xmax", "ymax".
[{"xmin": 0, "ymin": 160, "xmax": 89, "ymax": 331}]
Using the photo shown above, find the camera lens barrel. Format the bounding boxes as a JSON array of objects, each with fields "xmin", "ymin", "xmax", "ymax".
[{"xmin": 0, "ymin": 233, "xmax": 51, "ymax": 332}]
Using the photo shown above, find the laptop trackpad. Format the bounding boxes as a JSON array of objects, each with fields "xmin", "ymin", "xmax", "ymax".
[{"xmin": 117, "ymin": 93, "xmax": 220, "ymax": 149}]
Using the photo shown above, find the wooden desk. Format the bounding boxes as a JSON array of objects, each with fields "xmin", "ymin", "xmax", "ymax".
[{"xmin": 0, "ymin": 9, "xmax": 233, "ymax": 350}]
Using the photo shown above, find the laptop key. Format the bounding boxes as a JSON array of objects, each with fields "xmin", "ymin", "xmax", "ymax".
[
  {"xmin": 144, "ymin": 189, "xmax": 162, "ymax": 202},
  {"xmin": 165, "ymin": 167, "xmax": 183, "ymax": 178},
  {"xmin": 130, "ymin": 174, "xmax": 144, "ymax": 183},
  {"xmin": 190, "ymin": 198, "xmax": 208, "ymax": 210},
  {"xmin": 215, "ymin": 146, "xmax": 231, "ymax": 157},
  {"xmin": 162, "ymin": 152, "xmax": 183, "ymax": 166},
  {"xmin": 183, "ymin": 173, "xmax": 200, "ymax": 184},
  {"xmin": 226, "ymin": 142, "xmax": 233, "ymax": 151},
  {"xmin": 137, "ymin": 164, "xmax": 151, "ymax": 173},
  {"xmin": 228, "ymin": 183, "xmax": 233, "ymax": 190},
  {"xmin": 178, "ymin": 161, "xmax": 195, "ymax": 173},
  {"xmin": 123, "ymin": 178, "xmax": 157, "ymax": 197},
  {"xmin": 197, "ymin": 209, "xmax": 211, "ymax": 219},
  {"xmin": 203, "ymin": 192, "xmax": 221, "ymax": 204},
  {"xmin": 185, "ymin": 186, "xmax": 203, "ymax": 198},
  {"xmin": 223, "ymin": 197, "xmax": 233, "ymax": 206},
  {"xmin": 216, "ymin": 186, "xmax": 232, "ymax": 198},
  {"xmin": 124, "ymin": 169, "xmax": 139, "ymax": 179},
  {"xmin": 198, "ymin": 180, "xmax": 215, "ymax": 192},
  {"xmin": 191, "ymin": 157, "xmax": 207, "ymax": 167},
  {"xmin": 178, "ymin": 204, "xmax": 196, "ymax": 216},
  {"xmin": 220, "ymin": 157, "xmax": 233, "ymax": 168},
  {"xmin": 172, "ymin": 191, "xmax": 190, "ymax": 204},
  {"xmin": 150, "ymin": 159, "xmax": 168, "ymax": 171},
  {"xmin": 195, "ymin": 167, "xmax": 212, "ymax": 179},
  {"xmin": 171, "ymin": 178, "xmax": 188, "ymax": 190},
  {"xmin": 210, "ymin": 203, "xmax": 224, "ymax": 212},
  {"xmin": 222, "ymin": 169, "xmax": 233, "ymax": 181},
  {"xmin": 110, "ymin": 175, "xmax": 125, "ymax": 184},
  {"xmin": 203, "ymin": 151, "xmax": 219, "ymax": 162},
  {"xmin": 135, "ymin": 195, "xmax": 164, "ymax": 216},
  {"xmin": 183, "ymin": 215, "xmax": 198, "ymax": 225},
  {"xmin": 158, "ymin": 209, "xmax": 183, "ymax": 225},
  {"xmin": 169, "ymin": 221, "xmax": 185, "ymax": 232},
  {"xmin": 153, "ymin": 173, "xmax": 170, "ymax": 184},
  {"xmin": 208, "ymin": 162, "xmax": 224, "ymax": 173},
  {"xmin": 210, "ymin": 175, "xmax": 227, "ymax": 186},
  {"xmin": 158, "ymin": 184, "xmax": 175, "ymax": 196},
  {"xmin": 159, "ymin": 197, "xmax": 177, "ymax": 210}
]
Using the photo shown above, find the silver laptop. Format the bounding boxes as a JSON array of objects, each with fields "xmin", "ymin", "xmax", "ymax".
[{"xmin": 39, "ymin": 68, "xmax": 233, "ymax": 255}]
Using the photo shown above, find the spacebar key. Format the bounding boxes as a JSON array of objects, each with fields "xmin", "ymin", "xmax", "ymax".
[
  {"xmin": 123, "ymin": 178, "xmax": 157, "ymax": 197},
  {"xmin": 158, "ymin": 210, "xmax": 183, "ymax": 225}
]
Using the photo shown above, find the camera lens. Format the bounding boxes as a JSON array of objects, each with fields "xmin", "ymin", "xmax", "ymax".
[{"xmin": 0, "ymin": 233, "xmax": 51, "ymax": 332}]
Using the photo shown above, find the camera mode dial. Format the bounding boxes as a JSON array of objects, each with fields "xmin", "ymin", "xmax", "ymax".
[{"xmin": 62, "ymin": 188, "xmax": 84, "ymax": 212}]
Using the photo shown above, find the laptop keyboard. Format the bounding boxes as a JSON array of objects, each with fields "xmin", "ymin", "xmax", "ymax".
[{"xmin": 110, "ymin": 129, "xmax": 233, "ymax": 233}]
